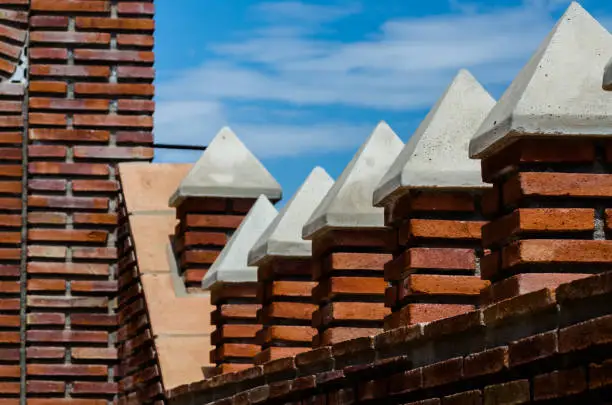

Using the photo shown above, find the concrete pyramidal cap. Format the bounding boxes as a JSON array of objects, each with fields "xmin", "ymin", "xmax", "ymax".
[
  {"xmin": 469, "ymin": 2, "xmax": 612, "ymax": 159},
  {"xmin": 248, "ymin": 167, "xmax": 334, "ymax": 265},
  {"xmin": 168, "ymin": 127, "xmax": 282, "ymax": 207},
  {"xmin": 201, "ymin": 195, "xmax": 278, "ymax": 290},
  {"xmin": 604, "ymin": 57, "xmax": 612, "ymax": 90},
  {"xmin": 373, "ymin": 70, "xmax": 495, "ymax": 207},
  {"xmin": 302, "ymin": 122, "xmax": 404, "ymax": 239}
]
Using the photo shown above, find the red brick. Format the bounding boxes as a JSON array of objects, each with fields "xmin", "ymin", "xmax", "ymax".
[
  {"xmin": 397, "ymin": 275, "xmax": 488, "ymax": 298},
  {"xmin": 29, "ymin": 81, "xmax": 67, "ymax": 94},
  {"xmin": 385, "ymin": 303, "xmax": 474, "ymax": 328},
  {"xmin": 27, "ymin": 363, "xmax": 108, "ymax": 377},
  {"xmin": 74, "ymin": 83, "xmax": 154, "ymax": 97},
  {"xmin": 502, "ymin": 240, "xmax": 612, "ymax": 269},
  {"xmin": 73, "ymin": 145, "xmax": 153, "ymax": 159},
  {"xmin": 482, "ymin": 208, "xmax": 594, "ymax": 247},
  {"xmin": 27, "ymin": 347, "xmax": 66, "ymax": 360},
  {"xmin": 72, "ymin": 180, "xmax": 118, "ymax": 193},
  {"xmin": 0, "ymin": 101, "xmax": 22, "ymax": 113},
  {"xmin": 29, "ymin": 48, "xmax": 68, "ymax": 61},
  {"xmin": 31, "ymin": 0, "xmax": 110, "ymax": 12},
  {"xmin": 30, "ymin": 98, "xmax": 110, "ymax": 112},
  {"xmin": 463, "ymin": 347, "xmax": 508, "ymax": 379},
  {"xmin": 27, "ymin": 296, "xmax": 108, "ymax": 309},
  {"xmin": 559, "ymin": 314, "xmax": 612, "ymax": 353},
  {"xmin": 117, "ymin": 2, "xmax": 154, "ymax": 15},
  {"xmin": 30, "ymin": 16, "xmax": 69, "ymax": 28},
  {"xmin": 389, "ymin": 367, "xmax": 422, "ymax": 395},
  {"xmin": 29, "ymin": 112, "xmax": 67, "ymax": 126},
  {"xmin": 72, "ymin": 381, "xmax": 118, "ymax": 395},
  {"xmin": 185, "ymin": 214, "xmax": 243, "ymax": 229},
  {"xmin": 401, "ymin": 219, "xmax": 483, "ymax": 243},
  {"xmin": 28, "ymin": 145, "xmax": 67, "ymax": 159},
  {"xmin": 117, "ymin": 34, "xmax": 154, "ymax": 48},
  {"xmin": 29, "ymin": 162, "xmax": 108, "ymax": 176},
  {"xmin": 0, "ymin": 116, "xmax": 24, "ymax": 128},
  {"xmin": 422, "ymin": 357, "xmax": 463, "ymax": 388},
  {"xmin": 116, "ymin": 66, "xmax": 155, "ymax": 80},
  {"xmin": 74, "ymin": 49, "xmax": 154, "ymax": 63},
  {"xmin": 504, "ymin": 172, "xmax": 612, "ymax": 206},
  {"xmin": 27, "ymin": 212, "xmax": 67, "ymax": 225},
  {"xmin": 116, "ymin": 131, "xmax": 153, "ymax": 144},
  {"xmin": 483, "ymin": 289, "xmax": 556, "ymax": 325},
  {"xmin": 590, "ymin": 359, "xmax": 612, "ymax": 389},
  {"xmin": 28, "ymin": 177, "xmax": 67, "ymax": 192},
  {"xmin": 28, "ymin": 196, "xmax": 108, "ymax": 210},
  {"xmin": 481, "ymin": 273, "xmax": 589, "ymax": 306},
  {"xmin": 72, "ymin": 347, "xmax": 117, "ymax": 361},
  {"xmin": 29, "ymin": 128, "xmax": 110, "ymax": 142},
  {"xmin": 73, "ymin": 213, "xmax": 117, "ymax": 226},
  {"xmin": 27, "ymin": 381, "xmax": 66, "ymax": 394},
  {"xmin": 76, "ymin": 17, "xmax": 154, "ymax": 31},
  {"xmin": 28, "ymin": 262, "xmax": 108, "ymax": 276},
  {"xmin": 30, "ymin": 31, "xmax": 110, "ymax": 45},
  {"xmin": 27, "ymin": 279, "xmax": 66, "ymax": 292},
  {"xmin": 27, "ymin": 313, "xmax": 65, "ymax": 326},
  {"xmin": 442, "ymin": 390, "xmax": 482, "ymax": 405},
  {"xmin": 28, "ymin": 229, "xmax": 107, "ymax": 244},
  {"xmin": 483, "ymin": 380, "xmax": 529, "ymax": 405},
  {"xmin": 71, "ymin": 281, "xmax": 117, "ymax": 294},
  {"xmin": 533, "ymin": 368, "xmax": 586, "ymax": 401},
  {"xmin": 509, "ymin": 331, "xmax": 557, "ymax": 367},
  {"xmin": 482, "ymin": 138, "xmax": 595, "ymax": 182},
  {"xmin": 117, "ymin": 99, "xmax": 155, "ymax": 112}
]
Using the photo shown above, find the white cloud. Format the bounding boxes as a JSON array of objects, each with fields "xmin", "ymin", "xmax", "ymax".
[{"xmin": 155, "ymin": 0, "xmax": 610, "ymax": 160}]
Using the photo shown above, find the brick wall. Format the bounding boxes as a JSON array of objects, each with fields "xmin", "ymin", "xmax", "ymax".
[
  {"xmin": 0, "ymin": 0, "xmax": 159, "ymax": 403},
  {"xmin": 167, "ymin": 272, "xmax": 612, "ymax": 405}
]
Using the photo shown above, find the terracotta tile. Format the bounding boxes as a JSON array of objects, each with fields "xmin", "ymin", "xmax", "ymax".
[
  {"xmin": 118, "ymin": 163, "xmax": 191, "ymax": 213},
  {"xmin": 155, "ymin": 335, "xmax": 211, "ymax": 389},
  {"xmin": 130, "ymin": 214, "xmax": 176, "ymax": 273},
  {"xmin": 141, "ymin": 273, "xmax": 214, "ymax": 336}
]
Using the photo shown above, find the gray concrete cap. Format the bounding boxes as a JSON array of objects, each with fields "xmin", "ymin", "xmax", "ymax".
[
  {"xmin": 248, "ymin": 167, "xmax": 334, "ymax": 265},
  {"xmin": 469, "ymin": 2, "xmax": 612, "ymax": 159},
  {"xmin": 201, "ymin": 195, "xmax": 278, "ymax": 290},
  {"xmin": 169, "ymin": 127, "xmax": 282, "ymax": 207},
  {"xmin": 302, "ymin": 122, "xmax": 403, "ymax": 239},
  {"xmin": 373, "ymin": 70, "xmax": 494, "ymax": 207},
  {"xmin": 604, "ymin": 57, "xmax": 612, "ymax": 90}
]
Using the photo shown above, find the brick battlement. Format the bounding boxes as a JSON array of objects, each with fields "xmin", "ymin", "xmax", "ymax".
[{"xmin": 167, "ymin": 272, "xmax": 612, "ymax": 405}]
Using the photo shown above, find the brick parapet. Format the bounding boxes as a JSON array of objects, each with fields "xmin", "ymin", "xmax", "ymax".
[
  {"xmin": 254, "ymin": 257, "xmax": 316, "ymax": 364},
  {"xmin": 382, "ymin": 189, "xmax": 489, "ymax": 330},
  {"xmin": 167, "ymin": 270, "xmax": 612, "ymax": 405},
  {"xmin": 208, "ymin": 281, "xmax": 261, "ymax": 377},
  {"xmin": 479, "ymin": 138, "xmax": 605, "ymax": 304},
  {"xmin": 173, "ymin": 197, "xmax": 255, "ymax": 290},
  {"xmin": 310, "ymin": 229, "xmax": 391, "ymax": 347}
]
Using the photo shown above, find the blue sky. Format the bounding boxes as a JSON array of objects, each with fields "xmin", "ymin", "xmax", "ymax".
[{"xmin": 153, "ymin": 0, "xmax": 612, "ymax": 204}]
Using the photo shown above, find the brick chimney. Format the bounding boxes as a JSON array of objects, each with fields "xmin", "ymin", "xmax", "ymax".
[
  {"xmin": 302, "ymin": 122, "xmax": 403, "ymax": 347},
  {"xmin": 248, "ymin": 167, "xmax": 334, "ymax": 364},
  {"xmin": 169, "ymin": 127, "xmax": 281, "ymax": 290},
  {"xmin": 202, "ymin": 195, "xmax": 277, "ymax": 376},
  {"xmin": 470, "ymin": 3, "xmax": 612, "ymax": 305},
  {"xmin": 373, "ymin": 70, "xmax": 492, "ymax": 329}
]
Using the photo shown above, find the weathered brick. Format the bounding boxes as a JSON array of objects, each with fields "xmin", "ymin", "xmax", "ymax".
[
  {"xmin": 28, "ymin": 145, "xmax": 67, "ymax": 159},
  {"xmin": 27, "ymin": 313, "xmax": 65, "ymax": 326},
  {"xmin": 28, "ymin": 195, "xmax": 108, "ymax": 210},
  {"xmin": 74, "ymin": 83, "xmax": 154, "ymax": 97},
  {"xmin": 72, "ymin": 347, "xmax": 117, "ymax": 361},
  {"xmin": 117, "ymin": 2, "xmax": 154, "ymax": 15},
  {"xmin": 29, "ymin": 162, "xmax": 109, "ymax": 176},
  {"xmin": 30, "ymin": 16, "xmax": 69, "ymax": 29},
  {"xmin": 502, "ymin": 240, "xmax": 612, "ymax": 269},
  {"xmin": 559, "ymin": 314, "xmax": 612, "ymax": 353},
  {"xmin": 28, "ymin": 262, "xmax": 109, "ymax": 276},
  {"xmin": 27, "ymin": 363, "xmax": 108, "ymax": 377},
  {"xmin": 533, "ymin": 368, "xmax": 587, "ymax": 401},
  {"xmin": 30, "ymin": 31, "xmax": 111, "ymax": 45},
  {"xmin": 422, "ymin": 357, "xmax": 463, "ymax": 388},
  {"xmin": 29, "ymin": 80, "xmax": 67, "ymax": 94},
  {"xmin": 31, "ymin": 0, "xmax": 110, "ymax": 12},
  {"xmin": 117, "ymin": 34, "xmax": 154, "ymax": 48},
  {"xmin": 73, "ymin": 213, "xmax": 117, "ymax": 226},
  {"xmin": 30, "ymin": 128, "xmax": 110, "ymax": 142},
  {"xmin": 509, "ymin": 331, "xmax": 557, "ymax": 367},
  {"xmin": 28, "ymin": 229, "xmax": 108, "ymax": 244},
  {"xmin": 76, "ymin": 17, "xmax": 155, "ymax": 31},
  {"xmin": 483, "ymin": 380, "xmax": 529, "ymax": 405},
  {"xmin": 73, "ymin": 146, "xmax": 153, "ymax": 159},
  {"xmin": 74, "ymin": 49, "xmax": 154, "ymax": 63}
]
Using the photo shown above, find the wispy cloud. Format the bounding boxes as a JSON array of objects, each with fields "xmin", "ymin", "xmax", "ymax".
[{"xmin": 155, "ymin": 0, "xmax": 610, "ymax": 159}]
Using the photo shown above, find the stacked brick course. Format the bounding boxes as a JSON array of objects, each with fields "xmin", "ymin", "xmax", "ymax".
[
  {"xmin": 470, "ymin": 3, "xmax": 610, "ymax": 304},
  {"xmin": 303, "ymin": 123, "xmax": 403, "ymax": 346},
  {"xmin": 248, "ymin": 168, "xmax": 334, "ymax": 364},
  {"xmin": 204, "ymin": 196, "xmax": 278, "ymax": 377},
  {"xmin": 167, "ymin": 271, "xmax": 612, "ymax": 405},
  {"xmin": 25, "ymin": 1, "xmax": 155, "ymax": 403},
  {"xmin": 374, "ymin": 71, "xmax": 493, "ymax": 330}
]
